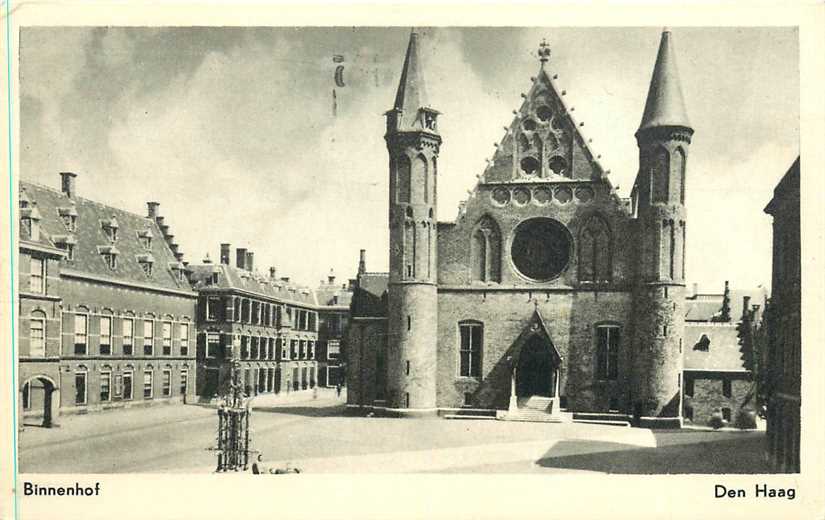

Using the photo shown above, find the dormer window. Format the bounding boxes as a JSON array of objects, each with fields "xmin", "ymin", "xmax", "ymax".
[
  {"xmin": 20, "ymin": 203, "xmax": 42, "ymax": 242},
  {"xmin": 693, "ymin": 334, "xmax": 711, "ymax": 351},
  {"xmin": 58, "ymin": 206, "xmax": 78, "ymax": 232},
  {"xmin": 138, "ymin": 229, "xmax": 153, "ymax": 250},
  {"xmin": 102, "ymin": 216, "xmax": 119, "ymax": 243},
  {"xmin": 99, "ymin": 245, "xmax": 120, "ymax": 271},
  {"xmin": 54, "ymin": 235, "xmax": 77, "ymax": 262},
  {"xmin": 421, "ymin": 108, "xmax": 438, "ymax": 131},
  {"xmin": 137, "ymin": 254, "xmax": 154, "ymax": 277}
]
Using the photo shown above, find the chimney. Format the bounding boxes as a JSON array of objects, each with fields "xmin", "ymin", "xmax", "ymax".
[
  {"xmin": 328, "ymin": 268, "xmax": 336, "ymax": 285},
  {"xmin": 742, "ymin": 296, "xmax": 752, "ymax": 320},
  {"xmin": 358, "ymin": 249, "xmax": 366, "ymax": 275},
  {"xmin": 60, "ymin": 172, "xmax": 77, "ymax": 199},
  {"xmin": 269, "ymin": 266, "xmax": 277, "ymax": 279},
  {"xmin": 147, "ymin": 201, "xmax": 160, "ymax": 219},
  {"xmin": 236, "ymin": 248, "xmax": 247, "ymax": 270},
  {"xmin": 245, "ymin": 251, "xmax": 254, "ymax": 272},
  {"xmin": 718, "ymin": 280, "xmax": 731, "ymax": 322},
  {"xmin": 203, "ymin": 253, "xmax": 212, "ymax": 264},
  {"xmin": 220, "ymin": 243, "xmax": 231, "ymax": 265},
  {"xmin": 692, "ymin": 283, "xmax": 698, "ymax": 298}
]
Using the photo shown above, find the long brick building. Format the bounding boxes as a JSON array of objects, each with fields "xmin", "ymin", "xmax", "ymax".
[
  {"xmin": 348, "ymin": 29, "xmax": 696, "ymax": 427},
  {"xmin": 18, "ymin": 173, "xmax": 198, "ymax": 427}
]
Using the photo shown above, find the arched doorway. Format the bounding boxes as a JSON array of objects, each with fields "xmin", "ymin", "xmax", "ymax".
[
  {"xmin": 21, "ymin": 376, "xmax": 58, "ymax": 428},
  {"xmin": 516, "ymin": 335, "xmax": 557, "ymax": 398}
]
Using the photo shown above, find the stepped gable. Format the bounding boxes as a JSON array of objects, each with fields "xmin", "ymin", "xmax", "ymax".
[
  {"xmin": 189, "ymin": 263, "xmax": 317, "ymax": 306},
  {"xmin": 20, "ymin": 180, "xmax": 192, "ymax": 292},
  {"xmin": 482, "ymin": 65, "xmax": 607, "ymax": 185}
]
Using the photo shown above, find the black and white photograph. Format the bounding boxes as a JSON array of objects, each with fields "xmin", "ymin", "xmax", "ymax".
[{"xmin": 4, "ymin": 3, "xmax": 823, "ymax": 520}]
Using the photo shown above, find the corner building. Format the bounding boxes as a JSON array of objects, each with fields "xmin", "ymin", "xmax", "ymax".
[{"xmin": 348, "ymin": 29, "xmax": 693, "ymax": 427}]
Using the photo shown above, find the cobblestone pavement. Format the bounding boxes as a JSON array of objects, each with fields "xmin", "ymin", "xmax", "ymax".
[{"xmin": 19, "ymin": 393, "xmax": 770, "ymax": 474}]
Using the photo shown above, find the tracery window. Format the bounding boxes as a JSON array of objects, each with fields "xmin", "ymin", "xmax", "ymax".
[
  {"xmin": 471, "ymin": 216, "xmax": 501, "ymax": 283},
  {"xmin": 578, "ymin": 215, "xmax": 611, "ymax": 282}
]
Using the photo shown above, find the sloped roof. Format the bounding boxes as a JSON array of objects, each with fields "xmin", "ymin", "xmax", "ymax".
[
  {"xmin": 391, "ymin": 29, "xmax": 431, "ymax": 130},
  {"xmin": 685, "ymin": 287, "xmax": 769, "ymax": 322},
  {"xmin": 188, "ymin": 263, "xmax": 317, "ymax": 307},
  {"xmin": 684, "ymin": 323, "xmax": 748, "ymax": 371},
  {"xmin": 351, "ymin": 272, "xmax": 388, "ymax": 318},
  {"xmin": 20, "ymin": 180, "xmax": 193, "ymax": 293},
  {"xmin": 315, "ymin": 282, "xmax": 353, "ymax": 308},
  {"xmin": 638, "ymin": 29, "xmax": 691, "ymax": 132}
]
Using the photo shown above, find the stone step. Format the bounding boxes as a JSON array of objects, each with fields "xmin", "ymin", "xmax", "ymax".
[
  {"xmin": 443, "ymin": 414, "xmax": 497, "ymax": 421},
  {"xmin": 522, "ymin": 396, "xmax": 555, "ymax": 411},
  {"xmin": 572, "ymin": 412, "xmax": 632, "ymax": 422},
  {"xmin": 573, "ymin": 418, "xmax": 632, "ymax": 427}
]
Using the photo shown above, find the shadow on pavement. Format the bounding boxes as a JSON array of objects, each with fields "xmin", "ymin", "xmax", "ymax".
[
  {"xmin": 252, "ymin": 404, "xmax": 347, "ymax": 418},
  {"xmin": 536, "ymin": 434, "xmax": 772, "ymax": 474}
]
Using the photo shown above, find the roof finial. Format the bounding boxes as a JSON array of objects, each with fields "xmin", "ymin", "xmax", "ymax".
[{"xmin": 538, "ymin": 39, "xmax": 551, "ymax": 66}]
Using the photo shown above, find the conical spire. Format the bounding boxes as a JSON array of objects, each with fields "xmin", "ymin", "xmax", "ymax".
[
  {"xmin": 388, "ymin": 29, "xmax": 438, "ymax": 132},
  {"xmin": 638, "ymin": 28, "xmax": 691, "ymax": 133},
  {"xmin": 393, "ymin": 29, "xmax": 428, "ymax": 112}
]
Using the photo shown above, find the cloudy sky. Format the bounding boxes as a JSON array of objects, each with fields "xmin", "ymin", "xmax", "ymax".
[{"xmin": 20, "ymin": 27, "xmax": 798, "ymax": 293}]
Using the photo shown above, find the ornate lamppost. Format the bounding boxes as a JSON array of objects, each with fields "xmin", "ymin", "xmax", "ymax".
[{"xmin": 211, "ymin": 359, "xmax": 258, "ymax": 472}]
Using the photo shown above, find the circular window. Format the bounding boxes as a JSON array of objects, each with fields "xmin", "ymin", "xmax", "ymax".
[
  {"xmin": 522, "ymin": 118, "xmax": 537, "ymax": 132},
  {"xmin": 555, "ymin": 186, "xmax": 572, "ymax": 204},
  {"xmin": 533, "ymin": 187, "xmax": 551, "ymax": 204},
  {"xmin": 491, "ymin": 187, "xmax": 511, "ymax": 205},
  {"xmin": 513, "ymin": 187, "xmax": 531, "ymax": 205},
  {"xmin": 575, "ymin": 186, "xmax": 594, "ymax": 203},
  {"xmin": 536, "ymin": 105, "xmax": 553, "ymax": 122},
  {"xmin": 520, "ymin": 156, "xmax": 540, "ymax": 175},
  {"xmin": 548, "ymin": 155, "xmax": 568, "ymax": 176},
  {"xmin": 511, "ymin": 218, "xmax": 572, "ymax": 281}
]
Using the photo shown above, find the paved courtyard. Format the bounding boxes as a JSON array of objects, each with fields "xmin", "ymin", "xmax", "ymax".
[{"xmin": 18, "ymin": 391, "xmax": 771, "ymax": 474}]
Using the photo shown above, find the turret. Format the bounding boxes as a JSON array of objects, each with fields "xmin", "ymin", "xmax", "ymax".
[
  {"xmin": 384, "ymin": 29, "xmax": 440, "ymax": 413},
  {"xmin": 631, "ymin": 29, "xmax": 693, "ymax": 428}
]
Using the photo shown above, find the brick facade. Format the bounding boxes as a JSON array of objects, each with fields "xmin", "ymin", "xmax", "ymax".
[{"xmin": 346, "ymin": 30, "xmax": 696, "ymax": 427}]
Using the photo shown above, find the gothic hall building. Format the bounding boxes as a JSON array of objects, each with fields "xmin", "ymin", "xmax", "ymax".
[{"xmin": 347, "ymin": 29, "xmax": 694, "ymax": 428}]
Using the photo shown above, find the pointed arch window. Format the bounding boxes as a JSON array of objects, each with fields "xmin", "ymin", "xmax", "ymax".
[
  {"xmin": 579, "ymin": 215, "xmax": 611, "ymax": 282},
  {"xmin": 651, "ymin": 147, "xmax": 669, "ymax": 203},
  {"xmin": 458, "ymin": 321, "xmax": 483, "ymax": 378},
  {"xmin": 411, "ymin": 155, "xmax": 428, "ymax": 204},
  {"xmin": 471, "ymin": 216, "xmax": 501, "ymax": 283},
  {"xmin": 674, "ymin": 147, "xmax": 686, "ymax": 204},
  {"xmin": 396, "ymin": 155, "xmax": 411, "ymax": 204}
]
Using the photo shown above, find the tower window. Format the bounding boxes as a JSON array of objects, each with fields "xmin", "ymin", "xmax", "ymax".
[
  {"xmin": 458, "ymin": 321, "xmax": 483, "ymax": 378},
  {"xmin": 723, "ymin": 380, "xmax": 732, "ymax": 398},
  {"xmin": 685, "ymin": 378, "xmax": 694, "ymax": 397},
  {"xmin": 596, "ymin": 325, "xmax": 620, "ymax": 380},
  {"xmin": 406, "ymin": 360, "xmax": 410, "ymax": 376},
  {"xmin": 407, "ymin": 315, "xmax": 411, "ymax": 331}
]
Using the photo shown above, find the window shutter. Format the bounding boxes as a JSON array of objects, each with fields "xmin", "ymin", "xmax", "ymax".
[{"xmin": 224, "ymin": 297, "xmax": 234, "ymax": 322}]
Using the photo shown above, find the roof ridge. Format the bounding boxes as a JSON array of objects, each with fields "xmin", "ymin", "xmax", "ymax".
[{"xmin": 21, "ymin": 178, "xmax": 154, "ymax": 221}]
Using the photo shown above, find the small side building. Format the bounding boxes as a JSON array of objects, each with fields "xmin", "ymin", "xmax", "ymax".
[
  {"xmin": 315, "ymin": 270, "xmax": 352, "ymax": 388},
  {"xmin": 682, "ymin": 282, "xmax": 766, "ymax": 425}
]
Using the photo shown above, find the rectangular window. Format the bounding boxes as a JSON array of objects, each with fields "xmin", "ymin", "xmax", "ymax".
[
  {"xmin": 723, "ymin": 379, "xmax": 732, "ymax": 398},
  {"xmin": 406, "ymin": 360, "xmax": 410, "ymax": 376},
  {"xmin": 22, "ymin": 383, "xmax": 31, "ymax": 410},
  {"xmin": 206, "ymin": 296, "xmax": 220, "ymax": 321},
  {"xmin": 597, "ymin": 326, "xmax": 620, "ymax": 380},
  {"xmin": 162, "ymin": 321, "xmax": 172, "ymax": 355},
  {"xmin": 29, "ymin": 257, "xmax": 44, "ymax": 293},
  {"xmin": 162, "ymin": 370, "xmax": 172, "ymax": 397},
  {"xmin": 143, "ymin": 371, "xmax": 153, "ymax": 399},
  {"xmin": 458, "ymin": 322, "xmax": 483, "ymax": 378},
  {"xmin": 179, "ymin": 323, "xmax": 189, "ymax": 356},
  {"xmin": 290, "ymin": 340, "xmax": 297, "ymax": 359},
  {"xmin": 123, "ymin": 372, "xmax": 133, "ymax": 400},
  {"xmin": 180, "ymin": 370, "xmax": 188, "ymax": 396},
  {"xmin": 75, "ymin": 372, "xmax": 87, "ymax": 405},
  {"xmin": 685, "ymin": 378, "xmax": 694, "ymax": 397},
  {"xmin": 74, "ymin": 314, "xmax": 88, "ymax": 355},
  {"xmin": 280, "ymin": 339, "xmax": 288, "ymax": 360},
  {"xmin": 250, "ymin": 337, "xmax": 259, "ymax": 359},
  {"xmin": 308, "ymin": 341, "xmax": 314, "ymax": 360},
  {"xmin": 327, "ymin": 340, "xmax": 340, "ymax": 360},
  {"xmin": 143, "ymin": 320, "xmax": 154, "ymax": 356},
  {"xmin": 122, "ymin": 318, "xmax": 134, "ymax": 356},
  {"xmin": 29, "ymin": 317, "xmax": 45, "ymax": 357},
  {"xmin": 206, "ymin": 333, "xmax": 220, "ymax": 359},
  {"xmin": 100, "ymin": 371, "xmax": 111, "ymax": 402},
  {"xmin": 99, "ymin": 316, "xmax": 112, "ymax": 355},
  {"xmin": 299, "ymin": 340, "xmax": 305, "ymax": 359},
  {"xmin": 722, "ymin": 407, "xmax": 731, "ymax": 422}
]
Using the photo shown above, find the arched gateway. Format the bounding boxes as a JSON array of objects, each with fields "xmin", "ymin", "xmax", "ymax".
[
  {"xmin": 507, "ymin": 309, "xmax": 562, "ymax": 415},
  {"xmin": 20, "ymin": 375, "xmax": 59, "ymax": 428}
]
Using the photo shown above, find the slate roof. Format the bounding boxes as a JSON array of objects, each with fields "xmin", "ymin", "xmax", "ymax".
[
  {"xmin": 188, "ymin": 263, "xmax": 318, "ymax": 307},
  {"xmin": 315, "ymin": 282, "xmax": 353, "ymax": 308},
  {"xmin": 20, "ymin": 180, "xmax": 193, "ymax": 293},
  {"xmin": 391, "ymin": 29, "xmax": 431, "ymax": 131},
  {"xmin": 684, "ymin": 323, "xmax": 748, "ymax": 371},
  {"xmin": 685, "ymin": 287, "xmax": 769, "ymax": 322},
  {"xmin": 351, "ymin": 272, "xmax": 389, "ymax": 318},
  {"xmin": 638, "ymin": 29, "xmax": 691, "ymax": 132}
]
